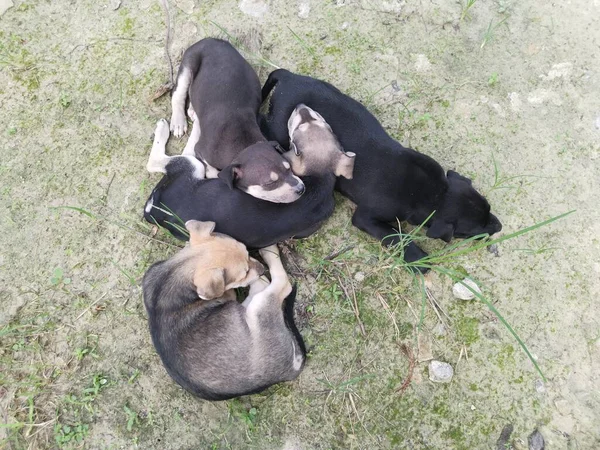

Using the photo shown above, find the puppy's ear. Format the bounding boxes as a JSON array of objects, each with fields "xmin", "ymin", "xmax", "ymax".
[
  {"xmin": 194, "ymin": 268, "xmax": 225, "ymax": 300},
  {"xmin": 447, "ymin": 170, "xmax": 472, "ymax": 185},
  {"xmin": 186, "ymin": 220, "xmax": 216, "ymax": 245},
  {"xmin": 289, "ymin": 140, "xmax": 299, "ymax": 156},
  {"xmin": 426, "ymin": 220, "xmax": 455, "ymax": 243},
  {"xmin": 218, "ymin": 164, "xmax": 242, "ymax": 189},
  {"xmin": 334, "ymin": 152, "xmax": 356, "ymax": 179}
]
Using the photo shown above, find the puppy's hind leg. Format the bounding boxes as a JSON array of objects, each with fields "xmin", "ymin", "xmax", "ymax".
[
  {"xmin": 182, "ymin": 114, "xmax": 201, "ymax": 157},
  {"xmin": 146, "ymin": 119, "xmax": 172, "ymax": 173}
]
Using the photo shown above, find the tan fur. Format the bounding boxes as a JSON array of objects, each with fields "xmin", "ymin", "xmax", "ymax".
[
  {"xmin": 185, "ymin": 220, "xmax": 263, "ymax": 300},
  {"xmin": 286, "ymin": 104, "xmax": 355, "ymax": 179}
]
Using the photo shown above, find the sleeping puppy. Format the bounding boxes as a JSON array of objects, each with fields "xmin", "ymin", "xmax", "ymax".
[
  {"xmin": 142, "ymin": 220, "xmax": 306, "ymax": 400},
  {"xmin": 144, "ymin": 105, "xmax": 354, "ymax": 249},
  {"xmin": 169, "ymin": 38, "xmax": 303, "ymax": 203},
  {"xmin": 260, "ymin": 69, "xmax": 502, "ymax": 264}
]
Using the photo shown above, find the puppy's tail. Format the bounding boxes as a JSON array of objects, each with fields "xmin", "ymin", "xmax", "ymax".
[
  {"xmin": 261, "ymin": 68, "xmax": 291, "ymax": 102},
  {"xmin": 282, "ymin": 284, "xmax": 307, "ymax": 361}
]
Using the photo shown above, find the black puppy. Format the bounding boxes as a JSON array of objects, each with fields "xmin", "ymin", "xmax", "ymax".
[
  {"xmin": 169, "ymin": 38, "xmax": 303, "ymax": 203},
  {"xmin": 144, "ymin": 105, "xmax": 354, "ymax": 248},
  {"xmin": 260, "ymin": 69, "xmax": 502, "ymax": 263}
]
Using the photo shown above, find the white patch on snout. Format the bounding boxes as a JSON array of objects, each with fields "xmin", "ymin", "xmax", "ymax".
[
  {"xmin": 283, "ymin": 161, "xmax": 290, "ymax": 170},
  {"xmin": 245, "ymin": 176, "xmax": 304, "ymax": 203},
  {"xmin": 270, "ymin": 171, "xmax": 279, "ymax": 181}
]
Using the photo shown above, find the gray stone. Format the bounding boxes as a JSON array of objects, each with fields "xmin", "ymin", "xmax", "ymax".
[
  {"xmin": 528, "ymin": 429, "xmax": 545, "ymax": 450},
  {"xmin": 452, "ymin": 278, "xmax": 481, "ymax": 300},
  {"xmin": 428, "ymin": 360, "xmax": 453, "ymax": 383},
  {"xmin": 239, "ymin": 0, "xmax": 268, "ymax": 17}
]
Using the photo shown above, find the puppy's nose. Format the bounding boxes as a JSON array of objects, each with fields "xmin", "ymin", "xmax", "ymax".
[
  {"xmin": 490, "ymin": 215, "xmax": 502, "ymax": 233},
  {"xmin": 295, "ymin": 183, "xmax": 305, "ymax": 196}
]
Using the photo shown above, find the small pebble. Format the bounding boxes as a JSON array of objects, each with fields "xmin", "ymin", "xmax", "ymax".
[
  {"xmin": 452, "ymin": 278, "xmax": 481, "ymax": 300},
  {"xmin": 528, "ymin": 429, "xmax": 545, "ymax": 450},
  {"xmin": 535, "ymin": 379, "xmax": 546, "ymax": 393},
  {"xmin": 354, "ymin": 272, "xmax": 365, "ymax": 282},
  {"xmin": 432, "ymin": 323, "xmax": 447, "ymax": 337},
  {"xmin": 428, "ymin": 360, "xmax": 454, "ymax": 383},
  {"xmin": 487, "ymin": 243, "xmax": 500, "ymax": 257}
]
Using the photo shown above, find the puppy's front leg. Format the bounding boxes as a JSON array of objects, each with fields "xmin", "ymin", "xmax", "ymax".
[
  {"xmin": 352, "ymin": 208, "xmax": 428, "ymax": 270},
  {"xmin": 146, "ymin": 119, "xmax": 172, "ymax": 173}
]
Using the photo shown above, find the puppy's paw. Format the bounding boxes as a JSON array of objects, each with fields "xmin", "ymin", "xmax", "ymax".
[
  {"xmin": 170, "ymin": 111, "xmax": 187, "ymax": 138},
  {"xmin": 154, "ymin": 119, "xmax": 170, "ymax": 143}
]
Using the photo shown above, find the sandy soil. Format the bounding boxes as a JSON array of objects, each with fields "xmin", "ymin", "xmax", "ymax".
[{"xmin": 1, "ymin": 0, "xmax": 599, "ymax": 448}]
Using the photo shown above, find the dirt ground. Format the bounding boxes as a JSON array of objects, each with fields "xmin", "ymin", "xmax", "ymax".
[{"xmin": 1, "ymin": 0, "xmax": 599, "ymax": 448}]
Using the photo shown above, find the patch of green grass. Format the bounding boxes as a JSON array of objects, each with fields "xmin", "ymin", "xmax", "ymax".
[
  {"xmin": 123, "ymin": 404, "xmax": 141, "ymax": 432},
  {"xmin": 381, "ymin": 210, "xmax": 575, "ymax": 381},
  {"xmin": 455, "ymin": 316, "xmax": 480, "ymax": 345},
  {"xmin": 481, "ymin": 16, "xmax": 509, "ymax": 49},
  {"xmin": 460, "ymin": 0, "xmax": 478, "ymax": 22},
  {"xmin": 54, "ymin": 422, "xmax": 89, "ymax": 447},
  {"xmin": 488, "ymin": 72, "xmax": 499, "ymax": 87}
]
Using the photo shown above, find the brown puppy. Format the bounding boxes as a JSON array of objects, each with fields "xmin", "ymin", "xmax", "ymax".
[{"xmin": 142, "ymin": 221, "xmax": 306, "ymax": 400}]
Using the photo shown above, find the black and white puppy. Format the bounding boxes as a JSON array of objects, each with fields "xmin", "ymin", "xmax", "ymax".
[
  {"xmin": 260, "ymin": 69, "xmax": 502, "ymax": 263},
  {"xmin": 169, "ymin": 38, "xmax": 304, "ymax": 203},
  {"xmin": 143, "ymin": 220, "xmax": 306, "ymax": 400},
  {"xmin": 144, "ymin": 105, "xmax": 354, "ymax": 248}
]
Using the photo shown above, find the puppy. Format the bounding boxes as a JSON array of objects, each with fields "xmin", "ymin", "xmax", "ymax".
[
  {"xmin": 169, "ymin": 38, "xmax": 303, "ymax": 203},
  {"xmin": 144, "ymin": 105, "xmax": 354, "ymax": 249},
  {"xmin": 260, "ymin": 69, "xmax": 502, "ymax": 264},
  {"xmin": 142, "ymin": 220, "xmax": 306, "ymax": 401}
]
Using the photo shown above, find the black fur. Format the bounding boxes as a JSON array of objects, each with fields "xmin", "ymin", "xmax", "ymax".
[
  {"xmin": 144, "ymin": 157, "xmax": 335, "ymax": 249},
  {"xmin": 260, "ymin": 69, "xmax": 502, "ymax": 265}
]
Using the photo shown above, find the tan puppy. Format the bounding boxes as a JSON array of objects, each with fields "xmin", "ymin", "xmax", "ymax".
[
  {"xmin": 284, "ymin": 103, "xmax": 356, "ymax": 179},
  {"xmin": 142, "ymin": 220, "xmax": 306, "ymax": 400}
]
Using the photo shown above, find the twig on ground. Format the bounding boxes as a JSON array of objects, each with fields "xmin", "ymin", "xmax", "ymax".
[
  {"xmin": 74, "ymin": 292, "xmax": 108, "ymax": 321},
  {"xmin": 376, "ymin": 292, "xmax": 400, "ymax": 339},
  {"xmin": 396, "ymin": 343, "xmax": 415, "ymax": 395},
  {"xmin": 159, "ymin": 0, "xmax": 174, "ymax": 88},
  {"xmin": 324, "ymin": 245, "xmax": 354, "ymax": 261},
  {"xmin": 336, "ymin": 273, "xmax": 366, "ymax": 337}
]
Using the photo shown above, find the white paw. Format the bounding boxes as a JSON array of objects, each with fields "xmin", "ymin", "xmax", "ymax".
[
  {"xmin": 154, "ymin": 119, "xmax": 170, "ymax": 142},
  {"xmin": 170, "ymin": 112, "xmax": 187, "ymax": 138}
]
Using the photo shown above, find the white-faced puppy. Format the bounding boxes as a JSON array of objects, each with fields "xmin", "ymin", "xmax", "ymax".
[
  {"xmin": 260, "ymin": 69, "xmax": 502, "ymax": 268},
  {"xmin": 170, "ymin": 38, "xmax": 304, "ymax": 203},
  {"xmin": 142, "ymin": 220, "xmax": 306, "ymax": 401},
  {"xmin": 144, "ymin": 107, "xmax": 353, "ymax": 249}
]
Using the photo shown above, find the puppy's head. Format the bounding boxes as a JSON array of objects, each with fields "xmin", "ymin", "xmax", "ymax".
[
  {"xmin": 426, "ymin": 170, "xmax": 502, "ymax": 242},
  {"xmin": 185, "ymin": 220, "xmax": 264, "ymax": 300},
  {"xmin": 285, "ymin": 104, "xmax": 355, "ymax": 179},
  {"xmin": 218, "ymin": 142, "xmax": 305, "ymax": 203}
]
